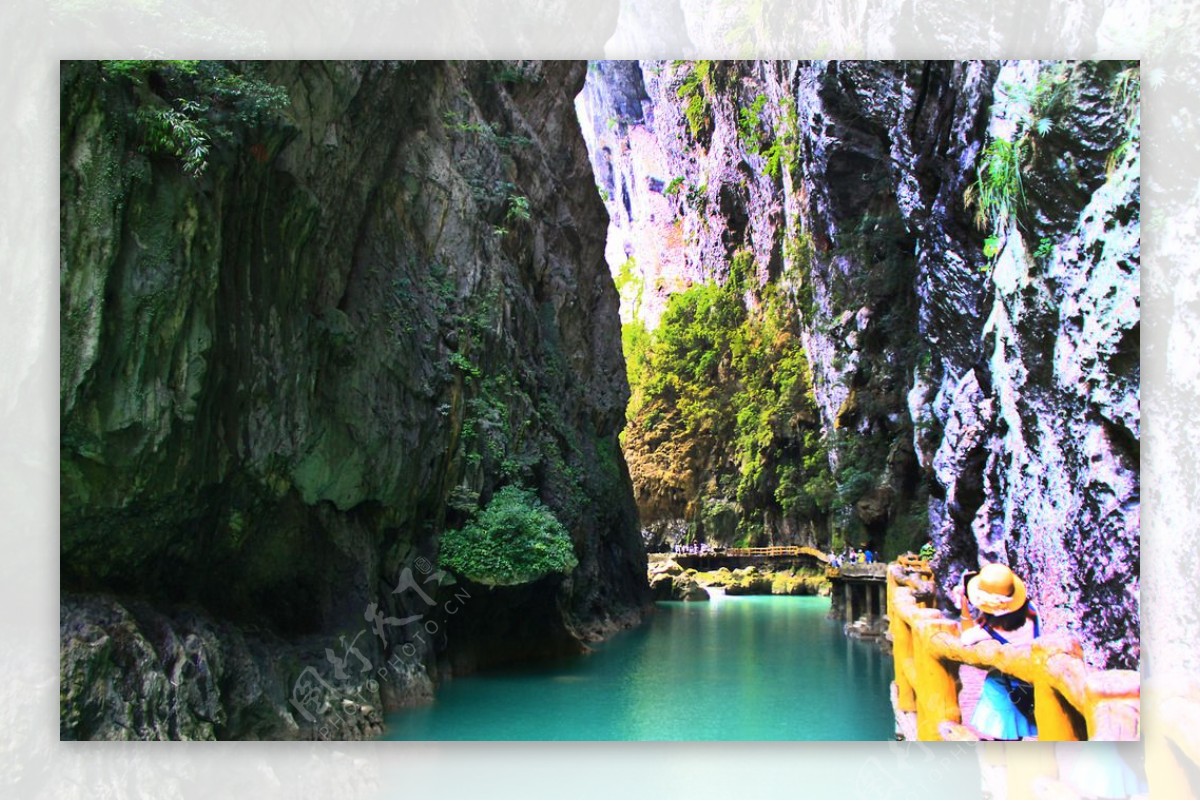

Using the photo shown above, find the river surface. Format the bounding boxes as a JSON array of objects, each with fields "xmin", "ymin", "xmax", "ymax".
[{"xmin": 381, "ymin": 595, "xmax": 894, "ymax": 740}]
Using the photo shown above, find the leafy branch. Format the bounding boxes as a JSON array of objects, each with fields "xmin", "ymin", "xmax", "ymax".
[
  {"xmin": 505, "ymin": 194, "xmax": 531, "ymax": 224},
  {"xmin": 101, "ymin": 60, "xmax": 289, "ymax": 178},
  {"xmin": 965, "ymin": 64, "xmax": 1077, "ymax": 266}
]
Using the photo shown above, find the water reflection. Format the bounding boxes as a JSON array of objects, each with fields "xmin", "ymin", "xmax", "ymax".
[{"xmin": 383, "ymin": 596, "xmax": 895, "ymax": 741}]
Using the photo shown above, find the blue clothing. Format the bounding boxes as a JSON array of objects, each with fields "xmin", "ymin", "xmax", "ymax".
[
  {"xmin": 970, "ymin": 614, "xmax": 1040, "ymax": 739},
  {"xmin": 972, "ymin": 674, "xmax": 1038, "ymax": 739}
]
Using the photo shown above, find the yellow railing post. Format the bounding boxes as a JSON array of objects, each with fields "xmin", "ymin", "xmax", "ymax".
[
  {"xmin": 1089, "ymin": 699, "xmax": 1140, "ymax": 741},
  {"xmin": 1031, "ymin": 636, "xmax": 1084, "ymax": 741},
  {"xmin": 1083, "ymin": 669, "xmax": 1140, "ymax": 740},
  {"xmin": 912, "ymin": 611, "xmax": 960, "ymax": 740},
  {"xmin": 888, "ymin": 573, "xmax": 915, "ymax": 712}
]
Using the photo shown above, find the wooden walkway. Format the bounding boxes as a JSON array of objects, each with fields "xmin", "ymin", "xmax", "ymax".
[
  {"xmin": 718, "ymin": 545, "xmax": 830, "ymax": 562},
  {"xmin": 670, "ymin": 545, "xmax": 831, "ymax": 572}
]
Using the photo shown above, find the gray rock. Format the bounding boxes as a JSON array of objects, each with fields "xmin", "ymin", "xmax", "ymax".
[{"xmin": 672, "ymin": 574, "xmax": 711, "ymax": 602}]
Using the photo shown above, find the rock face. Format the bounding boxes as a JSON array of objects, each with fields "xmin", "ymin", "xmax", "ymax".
[
  {"xmin": 60, "ymin": 594, "xmax": 389, "ymax": 741},
  {"xmin": 578, "ymin": 61, "xmax": 1139, "ymax": 670},
  {"xmin": 646, "ymin": 559, "xmax": 828, "ymax": 598},
  {"xmin": 941, "ymin": 62, "xmax": 1140, "ymax": 669},
  {"xmin": 60, "ymin": 60, "xmax": 650, "ymax": 739},
  {"xmin": 646, "ymin": 558, "xmax": 709, "ymax": 601}
]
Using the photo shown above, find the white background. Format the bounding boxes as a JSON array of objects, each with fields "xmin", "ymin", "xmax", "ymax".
[{"xmin": 1, "ymin": 0, "xmax": 1192, "ymax": 797}]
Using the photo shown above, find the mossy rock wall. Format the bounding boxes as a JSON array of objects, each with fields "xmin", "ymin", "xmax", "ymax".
[{"xmin": 60, "ymin": 60, "xmax": 649, "ymax": 738}]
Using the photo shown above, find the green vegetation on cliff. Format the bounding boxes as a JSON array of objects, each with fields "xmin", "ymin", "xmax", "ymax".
[
  {"xmin": 673, "ymin": 60, "xmax": 714, "ymax": 141},
  {"xmin": 737, "ymin": 92, "xmax": 800, "ymax": 181},
  {"xmin": 621, "ymin": 251, "xmax": 834, "ymax": 545},
  {"xmin": 966, "ymin": 62, "xmax": 1082, "ymax": 260},
  {"xmin": 100, "ymin": 60, "xmax": 289, "ymax": 177},
  {"xmin": 438, "ymin": 486, "xmax": 579, "ymax": 586}
]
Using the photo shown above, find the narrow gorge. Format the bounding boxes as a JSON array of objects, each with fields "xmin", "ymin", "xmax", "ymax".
[
  {"xmin": 60, "ymin": 59, "xmax": 1139, "ymax": 741},
  {"xmin": 578, "ymin": 59, "xmax": 1139, "ymax": 670}
]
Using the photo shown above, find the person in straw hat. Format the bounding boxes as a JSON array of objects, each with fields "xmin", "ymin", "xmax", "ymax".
[{"xmin": 955, "ymin": 562, "xmax": 1041, "ymax": 740}]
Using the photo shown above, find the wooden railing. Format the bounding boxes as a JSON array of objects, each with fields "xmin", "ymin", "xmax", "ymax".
[
  {"xmin": 887, "ymin": 561, "xmax": 1140, "ymax": 741},
  {"xmin": 720, "ymin": 545, "xmax": 830, "ymax": 562},
  {"xmin": 896, "ymin": 553, "xmax": 933, "ymax": 576}
]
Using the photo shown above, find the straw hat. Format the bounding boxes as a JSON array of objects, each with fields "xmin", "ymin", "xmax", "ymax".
[{"xmin": 966, "ymin": 563, "xmax": 1027, "ymax": 615}]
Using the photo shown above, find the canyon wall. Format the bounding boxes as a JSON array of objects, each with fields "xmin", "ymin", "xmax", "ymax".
[{"xmin": 578, "ymin": 60, "xmax": 1139, "ymax": 669}]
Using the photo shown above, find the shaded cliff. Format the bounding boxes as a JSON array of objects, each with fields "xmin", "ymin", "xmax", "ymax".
[
  {"xmin": 578, "ymin": 60, "xmax": 1139, "ymax": 669},
  {"xmin": 60, "ymin": 59, "xmax": 649, "ymax": 739}
]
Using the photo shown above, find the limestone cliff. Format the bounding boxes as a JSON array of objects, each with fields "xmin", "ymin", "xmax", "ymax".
[
  {"xmin": 60, "ymin": 60, "xmax": 649, "ymax": 739},
  {"xmin": 578, "ymin": 60, "xmax": 1139, "ymax": 669}
]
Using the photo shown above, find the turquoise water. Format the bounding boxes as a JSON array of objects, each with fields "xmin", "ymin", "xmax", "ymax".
[{"xmin": 381, "ymin": 595, "xmax": 894, "ymax": 740}]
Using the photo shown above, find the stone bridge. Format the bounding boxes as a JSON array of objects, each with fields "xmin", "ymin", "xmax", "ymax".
[{"xmin": 828, "ymin": 562, "xmax": 889, "ymax": 639}]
